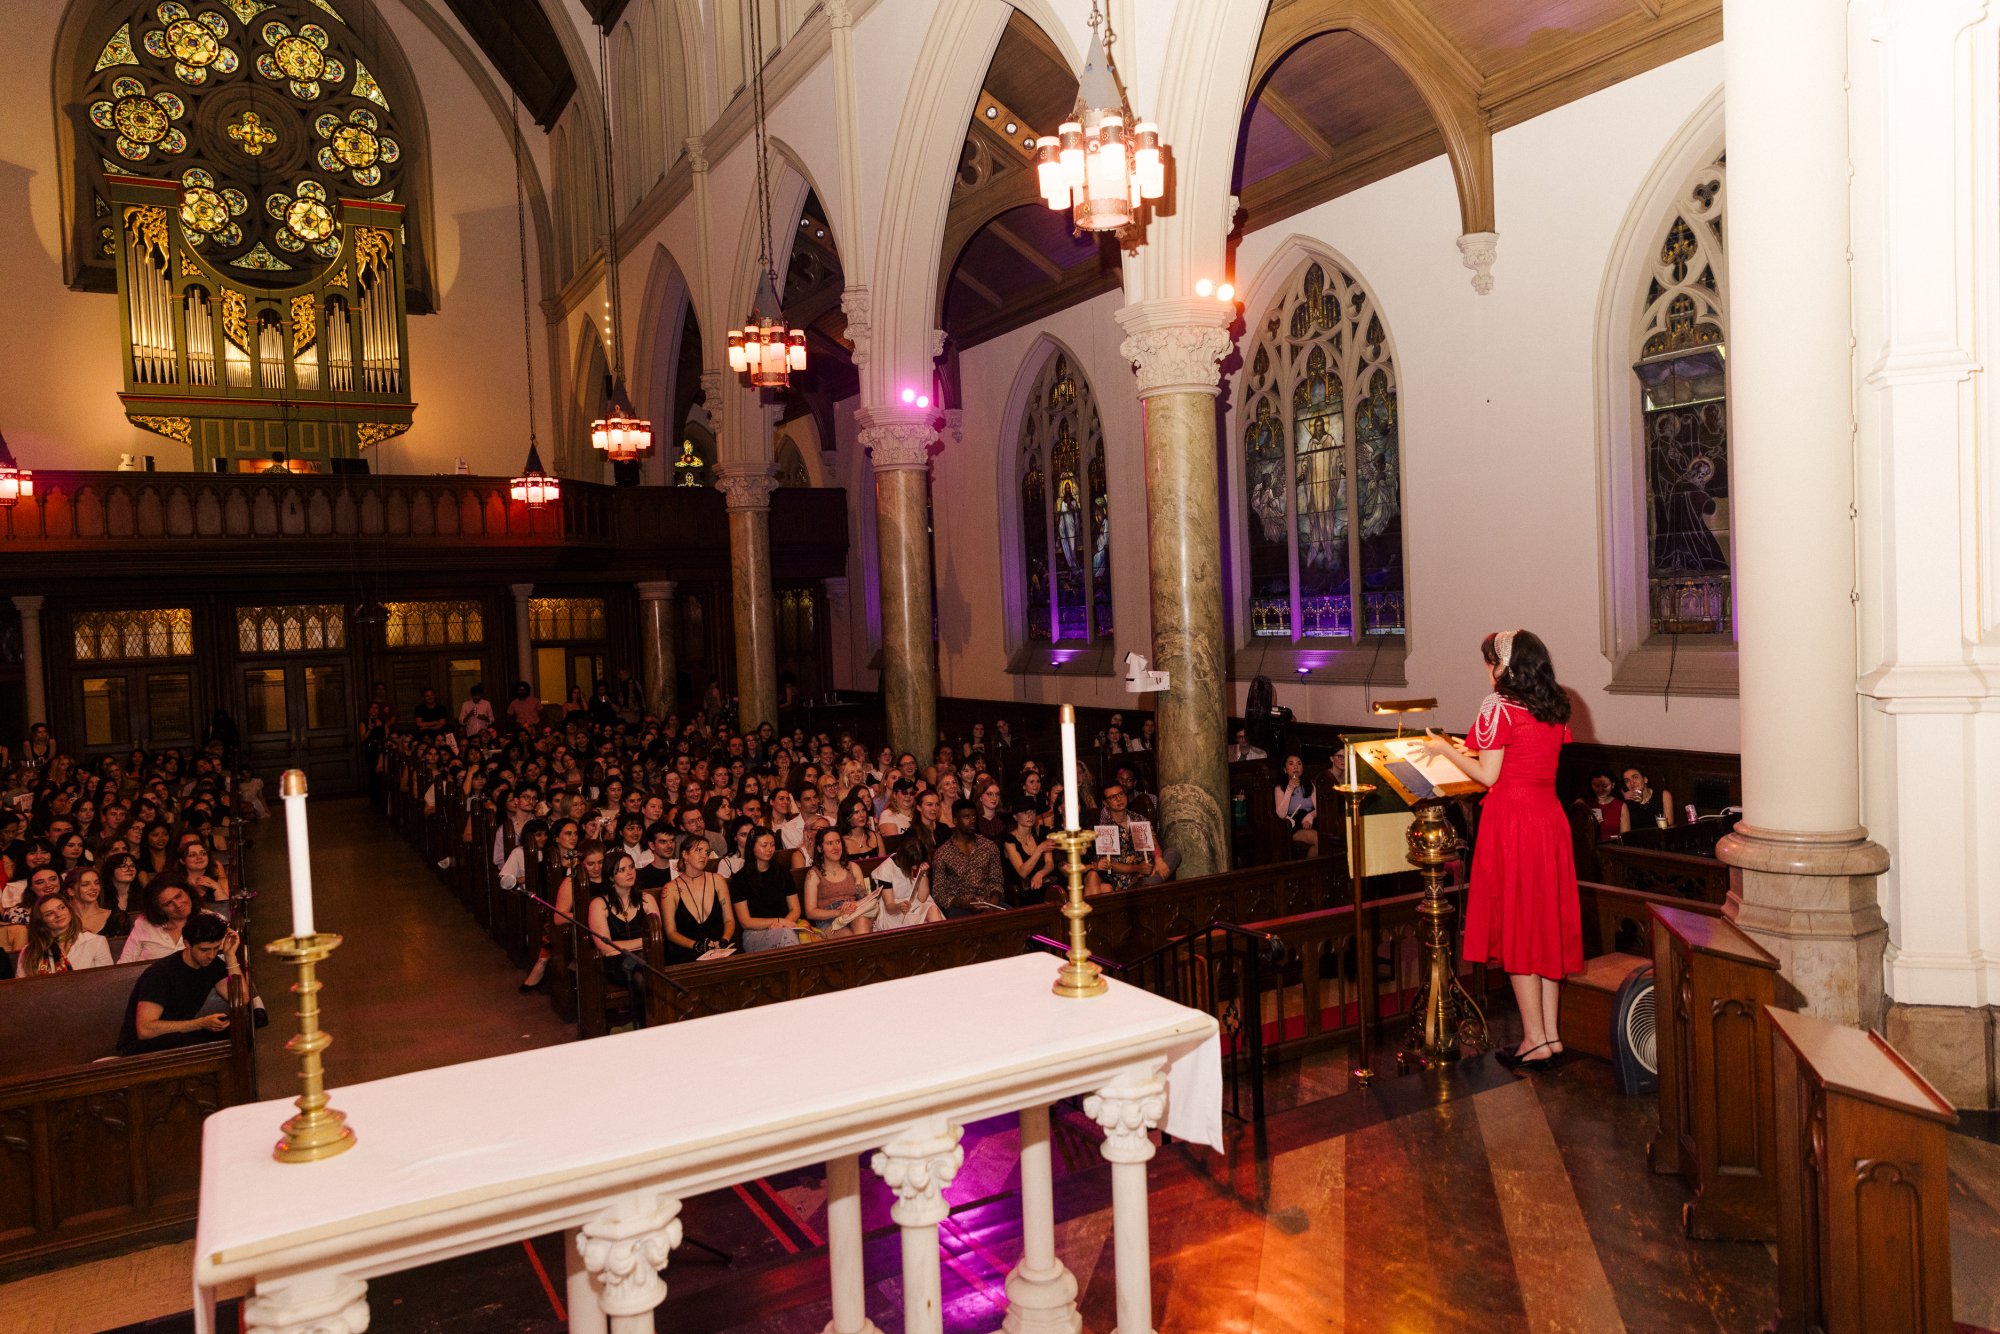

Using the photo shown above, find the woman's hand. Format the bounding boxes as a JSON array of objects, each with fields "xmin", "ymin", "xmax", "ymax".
[{"xmin": 1420, "ymin": 728, "xmax": 1455, "ymax": 758}]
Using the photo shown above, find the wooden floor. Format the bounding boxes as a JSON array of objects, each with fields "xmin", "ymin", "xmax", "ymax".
[{"xmin": 7, "ymin": 798, "xmax": 2000, "ymax": 1332}]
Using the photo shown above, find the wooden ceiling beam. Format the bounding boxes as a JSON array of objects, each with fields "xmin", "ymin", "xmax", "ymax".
[
  {"xmin": 1238, "ymin": 106, "xmax": 1446, "ymax": 232},
  {"xmin": 987, "ymin": 221, "xmax": 1067, "ymax": 281},
  {"xmin": 1478, "ymin": 0, "xmax": 1720, "ymax": 130},
  {"xmin": 1256, "ymin": 87, "xmax": 1345, "ymax": 164},
  {"xmin": 955, "ymin": 271, "xmax": 1008, "ymax": 309}
]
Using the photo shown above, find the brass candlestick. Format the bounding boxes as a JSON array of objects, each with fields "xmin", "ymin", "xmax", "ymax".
[
  {"xmin": 1333, "ymin": 782, "xmax": 1377, "ymax": 1088},
  {"xmin": 265, "ymin": 932, "xmax": 356, "ymax": 1162},
  {"xmin": 1049, "ymin": 828, "xmax": 1106, "ymax": 999},
  {"xmin": 1397, "ymin": 802, "xmax": 1490, "ymax": 1069}
]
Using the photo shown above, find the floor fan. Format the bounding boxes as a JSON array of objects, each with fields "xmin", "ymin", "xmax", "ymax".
[{"xmin": 1612, "ymin": 964, "xmax": 1658, "ymax": 1096}]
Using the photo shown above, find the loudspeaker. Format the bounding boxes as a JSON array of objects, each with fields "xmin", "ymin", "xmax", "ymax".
[
  {"xmin": 1611, "ymin": 963, "xmax": 1658, "ymax": 1096},
  {"xmin": 330, "ymin": 457, "xmax": 370, "ymax": 475}
]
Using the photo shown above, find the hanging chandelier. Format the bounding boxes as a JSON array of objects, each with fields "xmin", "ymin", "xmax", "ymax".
[
  {"xmin": 590, "ymin": 30, "xmax": 652, "ymax": 464},
  {"xmin": 508, "ymin": 94, "xmax": 560, "ymax": 509},
  {"xmin": 0, "ymin": 431, "xmax": 32, "ymax": 508},
  {"xmin": 728, "ymin": 0, "xmax": 804, "ymax": 389},
  {"xmin": 1033, "ymin": 2, "xmax": 1164, "ymax": 233}
]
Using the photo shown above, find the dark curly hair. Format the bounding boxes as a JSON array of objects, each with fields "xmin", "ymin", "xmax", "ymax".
[{"xmin": 1481, "ymin": 630, "xmax": 1572, "ymax": 725}]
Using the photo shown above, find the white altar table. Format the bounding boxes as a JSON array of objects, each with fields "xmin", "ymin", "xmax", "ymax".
[{"xmin": 195, "ymin": 954, "xmax": 1221, "ymax": 1334}]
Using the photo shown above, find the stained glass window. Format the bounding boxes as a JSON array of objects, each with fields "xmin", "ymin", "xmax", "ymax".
[
  {"xmin": 81, "ymin": 0, "xmax": 406, "ymax": 286},
  {"xmin": 384, "ymin": 600, "xmax": 483, "ymax": 648},
  {"xmin": 1017, "ymin": 350, "xmax": 1111, "ymax": 643},
  {"xmin": 73, "ymin": 608, "xmax": 195, "ymax": 661},
  {"xmin": 236, "ymin": 602, "xmax": 346, "ymax": 653},
  {"xmin": 1634, "ymin": 153, "xmax": 1730, "ymax": 636},
  {"xmin": 1241, "ymin": 259, "xmax": 1404, "ymax": 640},
  {"xmin": 529, "ymin": 597, "xmax": 608, "ymax": 642}
]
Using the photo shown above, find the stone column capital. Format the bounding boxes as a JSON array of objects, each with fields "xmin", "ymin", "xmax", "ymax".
[
  {"xmin": 685, "ymin": 136, "xmax": 709, "ymax": 174},
  {"xmin": 1084, "ymin": 1061, "xmax": 1168, "ymax": 1164},
  {"xmin": 823, "ymin": 0, "xmax": 855, "ymax": 30},
  {"xmin": 635, "ymin": 579, "xmax": 677, "ymax": 602},
  {"xmin": 870, "ymin": 1118, "xmax": 964, "ymax": 1228},
  {"xmin": 840, "ymin": 286, "xmax": 872, "ymax": 367},
  {"xmin": 241, "ymin": 1274, "xmax": 369, "ymax": 1334},
  {"xmin": 1457, "ymin": 231, "xmax": 1498, "ymax": 295},
  {"xmin": 10, "ymin": 595, "xmax": 44, "ymax": 616},
  {"xmin": 714, "ymin": 466, "xmax": 780, "ymax": 511},
  {"xmin": 509, "ymin": 583, "xmax": 534, "ymax": 600},
  {"xmin": 1114, "ymin": 299, "xmax": 1235, "ymax": 398},
  {"xmin": 577, "ymin": 1191, "xmax": 683, "ymax": 1318},
  {"xmin": 856, "ymin": 407, "xmax": 937, "ymax": 473}
]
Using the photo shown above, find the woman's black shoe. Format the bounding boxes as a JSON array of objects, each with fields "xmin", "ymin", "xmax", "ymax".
[
  {"xmin": 1495, "ymin": 1041, "xmax": 1551, "ymax": 1070},
  {"xmin": 1515, "ymin": 1052, "xmax": 1561, "ymax": 1073}
]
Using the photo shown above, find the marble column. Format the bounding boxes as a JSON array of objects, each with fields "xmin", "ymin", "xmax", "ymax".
[
  {"xmin": 1002, "ymin": 1104, "xmax": 1081, "ymax": 1333},
  {"xmin": 509, "ymin": 582, "xmax": 535, "ymax": 693},
  {"xmin": 575, "ymin": 1190, "xmax": 683, "ymax": 1334},
  {"xmin": 715, "ymin": 466, "xmax": 781, "ymax": 732},
  {"xmin": 1716, "ymin": 0, "xmax": 1889, "ymax": 1027},
  {"xmin": 1115, "ymin": 300, "xmax": 1235, "ymax": 878},
  {"xmin": 821, "ymin": 1152, "xmax": 884, "ymax": 1334},
  {"xmin": 1085, "ymin": 1061, "xmax": 1169, "ymax": 1334},
  {"xmin": 870, "ymin": 1116, "xmax": 963, "ymax": 1334},
  {"xmin": 241, "ymin": 1272, "xmax": 368, "ymax": 1334},
  {"xmin": 635, "ymin": 579, "xmax": 678, "ymax": 720},
  {"xmin": 823, "ymin": 575, "xmax": 853, "ymax": 694},
  {"xmin": 856, "ymin": 407, "xmax": 938, "ymax": 761},
  {"xmin": 11, "ymin": 596, "xmax": 45, "ymax": 728}
]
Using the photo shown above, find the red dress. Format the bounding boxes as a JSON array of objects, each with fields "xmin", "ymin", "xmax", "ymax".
[{"xmin": 1461, "ymin": 693, "xmax": 1583, "ymax": 981}]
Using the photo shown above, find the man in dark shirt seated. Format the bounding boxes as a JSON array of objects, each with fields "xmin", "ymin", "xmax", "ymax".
[
  {"xmin": 117, "ymin": 912, "xmax": 241, "ymax": 1055},
  {"xmin": 929, "ymin": 799, "xmax": 1004, "ymax": 918}
]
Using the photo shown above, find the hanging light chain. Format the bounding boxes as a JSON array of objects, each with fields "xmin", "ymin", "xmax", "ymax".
[
  {"xmin": 596, "ymin": 27, "xmax": 628, "ymax": 386},
  {"xmin": 750, "ymin": 0, "xmax": 775, "ymax": 290},
  {"xmin": 512, "ymin": 92, "xmax": 539, "ymax": 454}
]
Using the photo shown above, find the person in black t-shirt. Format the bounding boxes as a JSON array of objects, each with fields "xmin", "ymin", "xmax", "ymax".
[
  {"xmin": 411, "ymin": 688, "xmax": 449, "ymax": 735},
  {"xmin": 636, "ymin": 823, "xmax": 677, "ymax": 894},
  {"xmin": 117, "ymin": 912, "xmax": 240, "ymax": 1055}
]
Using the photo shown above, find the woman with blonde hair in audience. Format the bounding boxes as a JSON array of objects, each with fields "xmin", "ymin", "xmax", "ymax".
[
  {"xmin": 18, "ymin": 894, "xmax": 113, "ymax": 973},
  {"xmin": 65, "ymin": 865, "xmax": 128, "ymax": 946},
  {"xmin": 803, "ymin": 826, "xmax": 875, "ymax": 937}
]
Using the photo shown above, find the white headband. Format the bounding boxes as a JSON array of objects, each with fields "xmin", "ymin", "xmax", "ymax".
[{"xmin": 1495, "ymin": 630, "xmax": 1518, "ymax": 673}]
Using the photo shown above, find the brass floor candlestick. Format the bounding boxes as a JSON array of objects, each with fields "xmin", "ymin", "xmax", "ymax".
[
  {"xmin": 266, "ymin": 932, "xmax": 356, "ymax": 1162},
  {"xmin": 1333, "ymin": 782, "xmax": 1377, "ymax": 1088},
  {"xmin": 1397, "ymin": 802, "xmax": 1490, "ymax": 1070},
  {"xmin": 1050, "ymin": 828, "xmax": 1106, "ymax": 999}
]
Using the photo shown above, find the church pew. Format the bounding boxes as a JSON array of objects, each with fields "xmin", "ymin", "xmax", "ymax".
[{"xmin": 0, "ymin": 960, "xmax": 255, "ymax": 1279}]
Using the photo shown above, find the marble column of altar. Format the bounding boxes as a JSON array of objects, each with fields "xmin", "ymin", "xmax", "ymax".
[
  {"xmin": 715, "ymin": 467, "xmax": 781, "ymax": 732},
  {"xmin": 634, "ymin": 579, "xmax": 677, "ymax": 720},
  {"xmin": 856, "ymin": 407, "xmax": 937, "ymax": 761},
  {"xmin": 1115, "ymin": 300, "xmax": 1235, "ymax": 878}
]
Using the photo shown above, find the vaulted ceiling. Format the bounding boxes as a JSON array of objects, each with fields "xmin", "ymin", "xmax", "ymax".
[
  {"xmin": 940, "ymin": 0, "xmax": 1721, "ymax": 350},
  {"xmin": 441, "ymin": 0, "xmax": 577, "ymax": 128}
]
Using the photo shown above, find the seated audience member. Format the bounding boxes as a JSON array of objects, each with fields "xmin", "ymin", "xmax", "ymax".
[
  {"xmin": 663, "ymin": 836, "xmax": 735, "ymax": 965},
  {"xmin": 100, "ymin": 852, "xmax": 143, "ymax": 916},
  {"xmin": 910, "ymin": 789, "xmax": 947, "ymax": 848},
  {"xmin": 732, "ymin": 828, "xmax": 802, "ymax": 952},
  {"xmin": 838, "ymin": 796, "xmax": 883, "ymax": 860},
  {"xmin": 677, "ymin": 804, "xmax": 729, "ymax": 859},
  {"xmin": 972, "ymin": 779, "xmax": 1008, "ymax": 843},
  {"xmin": 1577, "ymin": 772, "xmax": 1630, "ymax": 840},
  {"xmin": 1226, "ymin": 727, "xmax": 1268, "ymax": 762},
  {"xmin": 1086, "ymin": 782, "xmax": 1172, "ymax": 895},
  {"xmin": 718, "ymin": 816, "xmax": 755, "ymax": 877},
  {"xmin": 18, "ymin": 894, "xmax": 114, "ymax": 973},
  {"xmin": 803, "ymin": 827, "xmax": 876, "ymax": 937},
  {"xmin": 876, "ymin": 780, "xmax": 917, "ymax": 835},
  {"xmin": 117, "ymin": 913, "xmax": 241, "ymax": 1054},
  {"xmin": 637, "ymin": 823, "xmax": 679, "ymax": 893},
  {"xmin": 120, "ymin": 881, "xmax": 210, "ymax": 963},
  {"xmin": 871, "ymin": 838, "xmax": 943, "ymax": 929},
  {"xmin": 168, "ymin": 836, "xmax": 230, "ymax": 902},
  {"xmin": 498, "ymin": 819, "xmax": 550, "ymax": 892},
  {"xmin": 1275, "ymin": 753, "xmax": 1319, "ymax": 854},
  {"xmin": 1003, "ymin": 803, "xmax": 1055, "ymax": 904},
  {"xmin": 65, "ymin": 865, "xmax": 129, "ymax": 945},
  {"xmin": 1108, "ymin": 763, "xmax": 1159, "ymax": 825},
  {"xmin": 1620, "ymin": 766, "xmax": 1673, "ymax": 829},
  {"xmin": 930, "ymin": 800, "xmax": 1005, "ymax": 917},
  {"xmin": 585, "ymin": 851, "xmax": 661, "ymax": 1027}
]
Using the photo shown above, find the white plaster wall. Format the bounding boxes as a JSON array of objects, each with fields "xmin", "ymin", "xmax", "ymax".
[
  {"xmin": 930, "ymin": 45, "xmax": 1738, "ymax": 752},
  {"xmin": 0, "ymin": 1, "xmax": 552, "ymax": 478}
]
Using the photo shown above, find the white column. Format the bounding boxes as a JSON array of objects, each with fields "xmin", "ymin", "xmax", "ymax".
[
  {"xmin": 510, "ymin": 582, "xmax": 535, "ymax": 693},
  {"xmin": 869, "ymin": 1115, "xmax": 963, "ymax": 1334},
  {"xmin": 635, "ymin": 579, "xmax": 678, "ymax": 720},
  {"xmin": 1084, "ymin": 1062, "xmax": 1168, "ymax": 1334},
  {"xmin": 12, "ymin": 595, "xmax": 46, "ymax": 729},
  {"xmin": 1002, "ymin": 1105, "xmax": 1081, "ymax": 1334},
  {"xmin": 1852, "ymin": 0, "xmax": 2000, "ymax": 1106},
  {"xmin": 821, "ymin": 1152, "xmax": 885, "ymax": 1334},
  {"xmin": 1715, "ymin": 0, "xmax": 1889, "ymax": 1026},
  {"xmin": 566, "ymin": 1226, "xmax": 609, "ymax": 1334},
  {"xmin": 575, "ymin": 1190, "xmax": 683, "ymax": 1334},
  {"xmin": 241, "ymin": 1272, "xmax": 367, "ymax": 1334}
]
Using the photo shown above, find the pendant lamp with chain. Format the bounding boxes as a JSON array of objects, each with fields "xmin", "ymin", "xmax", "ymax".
[
  {"xmin": 590, "ymin": 31, "xmax": 653, "ymax": 463},
  {"xmin": 1032, "ymin": 1, "xmax": 1164, "ymax": 235},
  {"xmin": 508, "ymin": 93, "xmax": 559, "ymax": 508},
  {"xmin": 727, "ymin": 0, "xmax": 805, "ymax": 388}
]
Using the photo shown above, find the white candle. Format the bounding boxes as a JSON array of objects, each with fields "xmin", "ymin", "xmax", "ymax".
[
  {"xmin": 1059, "ymin": 705, "xmax": 1081, "ymax": 831},
  {"xmin": 1347, "ymin": 741, "xmax": 1357, "ymax": 789},
  {"xmin": 281, "ymin": 769, "xmax": 315, "ymax": 939}
]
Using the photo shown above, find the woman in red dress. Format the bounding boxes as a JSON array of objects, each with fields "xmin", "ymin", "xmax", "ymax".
[{"xmin": 1424, "ymin": 630, "xmax": 1581, "ymax": 1072}]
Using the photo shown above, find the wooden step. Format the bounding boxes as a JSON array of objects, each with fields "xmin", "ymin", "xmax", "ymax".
[{"xmin": 1561, "ymin": 952, "xmax": 1650, "ymax": 1061}]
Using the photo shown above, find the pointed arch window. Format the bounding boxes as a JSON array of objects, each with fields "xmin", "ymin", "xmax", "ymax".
[
  {"xmin": 1242, "ymin": 259, "xmax": 1404, "ymax": 641},
  {"xmin": 1018, "ymin": 351, "xmax": 1111, "ymax": 644},
  {"xmin": 1634, "ymin": 152, "xmax": 1730, "ymax": 637}
]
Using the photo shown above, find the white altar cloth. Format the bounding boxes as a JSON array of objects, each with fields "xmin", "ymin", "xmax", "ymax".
[{"xmin": 194, "ymin": 954, "xmax": 1220, "ymax": 1329}]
